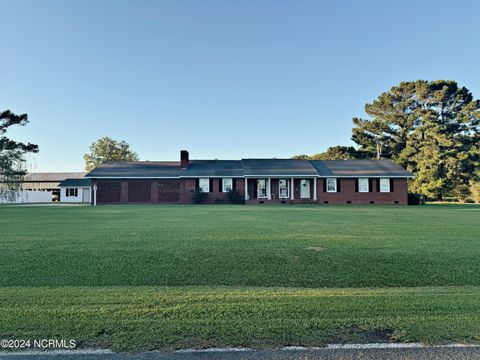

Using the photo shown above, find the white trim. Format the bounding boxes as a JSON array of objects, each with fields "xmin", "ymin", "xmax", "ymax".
[
  {"xmin": 278, "ymin": 179, "xmax": 289, "ymax": 199},
  {"xmin": 222, "ymin": 178, "xmax": 233, "ymax": 192},
  {"xmin": 300, "ymin": 179, "xmax": 310, "ymax": 199},
  {"xmin": 358, "ymin": 178, "xmax": 369, "ymax": 192},
  {"xmin": 199, "ymin": 178, "xmax": 210, "ymax": 193},
  {"xmin": 86, "ymin": 176, "xmax": 180, "ymax": 179},
  {"xmin": 379, "ymin": 178, "xmax": 390, "ymax": 192},
  {"xmin": 256, "ymin": 179, "xmax": 268, "ymax": 199},
  {"xmin": 320, "ymin": 175, "xmax": 411, "ymax": 178},
  {"xmin": 290, "ymin": 178, "xmax": 294, "ymax": 200},
  {"xmin": 244, "ymin": 175, "xmax": 318, "ymax": 178},
  {"xmin": 326, "ymin": 178, "xmax": 337, "ymax": 192},
  {"xmin": 243, "ymin": 175, "xmax": 412, "ymax": 178},
  {"xmin": 267, "ymin": 178, "xmax": 271, "ymax": 200},
  {"xmin": 86, "ymin": 175, "xmax": 412, "ymax": 179},
  {"xmin": 313, "ymin": 178, "xmax": 317, "ymax": 200}
]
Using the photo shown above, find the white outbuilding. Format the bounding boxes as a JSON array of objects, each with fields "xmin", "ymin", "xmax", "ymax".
[{"xmin": 59, "ymin": 178, "xmax": 92, "ymax": 203}]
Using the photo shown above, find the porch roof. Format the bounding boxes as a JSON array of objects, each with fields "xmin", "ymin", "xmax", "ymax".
[{"xmin": 242, "ymin": 159, "xmax": 318, "ymax": 177}]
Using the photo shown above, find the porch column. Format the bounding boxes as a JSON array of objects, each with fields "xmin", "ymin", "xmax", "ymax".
[
  {"xmin": 267, "ymin": 178, "xmax": 271, "ymax": 200},
  {"xmin": 244, "ymin": 178, "xmax": 249, "ymax": 200},
  {"xmin": 313, "ymin": 178, "xmax": 317, "ymax": 201},
  {"xmin": 290, "ymin": 178, "xmax": 294, "ymax": 200}
]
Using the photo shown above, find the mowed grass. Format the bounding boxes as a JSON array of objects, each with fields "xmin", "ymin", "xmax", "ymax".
[
  {"xmin": 1, "ymin": 286, "xmax": 480, "ymax": 351},
  {"xmin": 0, "ymin": 205, "xmax": 479, "ymax": 287},
  {"xmin": 0, "ymin": 204, "xmax": 479, "ymax": 350}
]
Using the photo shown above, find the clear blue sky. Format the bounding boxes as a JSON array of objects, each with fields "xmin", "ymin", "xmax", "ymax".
[{"xmin": 1, "ymin": 0, "xmax": 479, "ymax": 171}]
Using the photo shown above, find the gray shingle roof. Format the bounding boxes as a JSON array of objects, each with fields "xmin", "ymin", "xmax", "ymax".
[
  {"xmin": 310, "ymin": 160, "xmax": 412, "ymax": 177},
  {"xmin": 85, "ymin": 159, "xmax": 412, "ymax": 178},
  {"xmin": 181, "ymin": 160, "xmax": 243, "ymax": 177},
  {"xmin": 59, "ymin": 178, "xmax": 92, "ymax": 187},
  {"xmin": 0, "ymin": 172, "xmax": 87, "ymax": 182},
  {"xmin": 242, "ymin": 159, "xmax": 318, "ymax": 176},
  {"xmin": 86, "ymin": 162, "xmax": 180, "ymax": 178}
]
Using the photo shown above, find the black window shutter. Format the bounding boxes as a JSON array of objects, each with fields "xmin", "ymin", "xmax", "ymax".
[
  {"xmin": 337, "ymin": 178, "xmax": 341, "ymax": 192},
  {"xmin": 75, "ymin": 188, "xmax": 78, "ymax": 197},
  {"xmin": 195, "ymin": 179, "xmax": 199, "ymax": 189},
  {"xmin": 232, "ymin": 178, "xmax": 236, "ymax": 189},
  {"xmin": 65, "ymin": 189, "xmax": 69, "ymax": 197},
  {"xmin": 323, "ymin": 179, "xmax": 326, "ymax": 192},
  {"xmin": 209, "ymin": 179, "xmax": 213, "ymax": 192},
  {"xmin": 376, "ymin": 179, "xmax": 380, "ymax": 192},
  {"xmin": 355, "ymin": 179, "xmax": 359, "ymax": 192},
  {"xmin": 219, "ymin": 179, "xmax": 223, "ymax": 192},
  {"xmin": 369, "ymin": 178, "xmax": 373, "ymax": 192},
  {"xmin": 390, "ymin": 178, "xmax": 394, "ymax": 192}
]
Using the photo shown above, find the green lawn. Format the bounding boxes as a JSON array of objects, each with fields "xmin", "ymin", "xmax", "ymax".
[{"xmin": 0, "ymin": 204, "xmax": 479, "ymax": 350}]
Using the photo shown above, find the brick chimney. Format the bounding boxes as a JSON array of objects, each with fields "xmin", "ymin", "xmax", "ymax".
[{"xmin": 180, "ymin": 150, "xmax": 189, "ymax": 169}]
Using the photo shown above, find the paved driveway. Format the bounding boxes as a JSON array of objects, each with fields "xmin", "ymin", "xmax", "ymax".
[{"xmin": 1, "ymin": 347, "xmax": 480, "ymax": 360}]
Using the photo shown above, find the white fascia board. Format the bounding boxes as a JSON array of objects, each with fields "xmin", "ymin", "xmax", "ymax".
[
  {"xmin": 86, "ymin": 176, "xmax": 180, "ymax": 179},
  {"xmin": 243, "ymin": 175, "xmax": 411, "ymax": 178},
  {"xmin": 319, "ymin": 175, "xmax": 413, "ymax": 178},
  {"xmin": 86, "ymin": 175, "xmax": 413, "ymax": 179},
  {"xmin": 179, "ymin": 176, "xmax": 243, "ymax": 179},
  {"xmin": 244, "ymin": 175, "xmax": 318, "ymax": 178},
  {"xmin": 180, "ymin": 176, "xmax": 212, "ymax": 178}
]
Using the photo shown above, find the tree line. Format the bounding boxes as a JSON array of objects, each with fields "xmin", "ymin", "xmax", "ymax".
[
  {"xmin": 1, "ymin": 80, "xmax": 479, "ymax": 202},
  {"xmin": 293, "ymin": 80, "xmax": 480, "ymax": 201}
]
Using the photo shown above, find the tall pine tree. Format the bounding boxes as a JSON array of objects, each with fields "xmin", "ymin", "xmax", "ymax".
[
  {"xmin": 352, "ymin": 80, "xmax": 480, "ymax": 199},
  {"xmin": 0, "ymin": 110, "xmax": 39, "ymax": 178}
]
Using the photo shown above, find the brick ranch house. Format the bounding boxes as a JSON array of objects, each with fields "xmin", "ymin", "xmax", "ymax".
[{"xmin": 86, "ymin": 150, "xmax": 412, "ymax": 205}]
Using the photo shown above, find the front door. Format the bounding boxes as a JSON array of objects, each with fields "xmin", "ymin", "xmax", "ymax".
[
  {"xmin": 82, "ymin": 188, "xmax": 90, "ymax": 203},
  {"xmin": 300, "ymin": 179, "xmax": 310, "ymax": 199}
]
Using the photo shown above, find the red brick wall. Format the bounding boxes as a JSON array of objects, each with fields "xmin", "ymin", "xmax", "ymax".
[
  {"xmin": 181, "ymin": 178, "xmax": 245, "ymax": 204},
  {"xmin": 317, "ymin": 178, "xmax": 408, "ymax": 205},
  {"xmin": 93, "ymin": 177, "xmax": 408, "ymax": 205},
  {"xmin": 234, "ymin": 178, "xmax": 245, "ymax": 196}
]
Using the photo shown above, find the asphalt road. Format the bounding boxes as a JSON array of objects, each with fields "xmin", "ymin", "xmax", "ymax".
[{"xmin": 1, "ymin": 348, "xmax": 480, "ymax": 360}]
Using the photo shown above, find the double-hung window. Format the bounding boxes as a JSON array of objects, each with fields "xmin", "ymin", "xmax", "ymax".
[
  {"xmin": 199, "ymin": 178, "xmax": 210, "ymax": 193},
  {"xmin": 326, "ymin": 178, "xmax": 337, "ymax": 192},
  {"xmin": 379, "ymin": 178, "xmax": 390, "ymax": 192},
  {"xmin": 222, "ymin": 178, "xmax": 233, "ymax": 192},
  {"xmin": 279, "ymin": 179, "xmax": 289, "ymax": 198},
  {"xmin": 358, "ymin": 178, "xmax": 369, "ymax": 192},
  {"xmin": 257, "ymin": 179, "xmax": 267, "ymax": 198}
]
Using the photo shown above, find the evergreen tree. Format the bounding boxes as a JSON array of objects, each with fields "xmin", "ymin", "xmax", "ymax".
[
  {"xmin": 292, "ymin": 146, "xmax": 366, "ymax": 160},
  {"xmin": 352, "ymin": 81, "xmax": 418, "ymax": 163},
  {"xmin": 0, "ymin": 110, "xmax": 39, "ymax": 178},
  {"xmin": 0, "ymin": 109, "xmax": 39, "ymax": 201},
  {"xmin": 353, "ymin": 80, "xmax": 480, "ymax": 199},
  {"xmin": 310, "ymin": 146, "xmax": 363, "ymax": 160}
]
